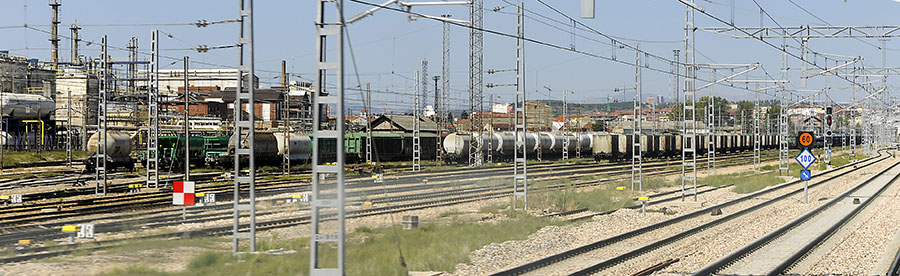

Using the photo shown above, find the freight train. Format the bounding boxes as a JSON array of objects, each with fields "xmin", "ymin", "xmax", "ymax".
[{"xmin": 441, "ymin": 132, "xmax": 593, "ymax": 163}]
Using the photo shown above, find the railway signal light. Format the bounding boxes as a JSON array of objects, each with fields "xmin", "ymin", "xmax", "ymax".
[{"xmin": 825, "ymin": 106, "xmax": 833, "ymax": 127}]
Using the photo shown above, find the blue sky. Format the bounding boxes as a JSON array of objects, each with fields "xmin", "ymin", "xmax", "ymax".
[{"xmin": 1, "ymin": 0, "xmax": 898, "ymax": 113}]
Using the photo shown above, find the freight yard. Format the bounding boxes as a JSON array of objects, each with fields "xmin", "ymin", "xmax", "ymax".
[{"xmin": 1, "ymin": 0, "xmax": 900, "ymax": 275}]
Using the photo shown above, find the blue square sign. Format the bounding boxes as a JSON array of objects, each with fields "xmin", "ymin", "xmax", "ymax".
[
  {"xmin": 800, "ymin": 170, "xmax": 811, "ymax": 181},
  {"xmin": 795, "ymin": 148, "xmax": 817, "ymax": 169}
]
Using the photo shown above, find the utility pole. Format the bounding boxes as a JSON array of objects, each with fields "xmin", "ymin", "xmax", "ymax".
[
  {"xmin": 779, "ymin": 43, "xmax": 789, "ymax": 176},
  {"xmin": 184, "ymin": 56, "xmax": 190, "ymax": 182},
  {"xmin": 488, "ymin": 94, "xmax": 494, "ymax": 164},
  {"xmin": 413, "ymin": 70, "xmax": 421, "ymax": 171},
  {"xmin": 632, "ymin": 43, "xmax": 642, "ymax": 192},
  {"xmin": 234, "ymin": 0, "xmax": 258, "ymax": 253},
  {"xmin": 282, "ymin": 60, "xmax": 291, "ymax": 175},
  {"xmin": 311, "ymin": 0, "xmax": 346, "ymax": 272},
  {"xmin": 128, "ymin": 37, "xmax": 138, "ymax": 93},
  {"xmin": 365, "ymin": 83, "xmax": 373, "ymax": 165},
  {"xmin": 683, "ymin": 2, "xmax": 698, "ymax": 201},
  {"xmin": 513, "ymin": 1, "xmax": 527, "ymax": 210},
  {"xmin": 707, "ymin": 70, "xmax": 716, "ymax": 175},
  {"xmin": 433, "ymin": 76, "xmax": 441, "ymax": 160},
  {"xmin": 441, "ymin": 14, "xmax": 451, "ymax": 158},
  {"xmin": 673, "ymin": 49, "xmax": 680, "ymax": 108},
  {"xmin": 95, "ymin": 36, "xmax": 109, "ymax": 196},
  {"xmin": 754, "ymin": 83, "xmax": 761, "ymax": 171},
  {"xmin": 66, "ymin": 89, "xmax": 72, "ymax": 167},
  {"xmin": 469, "ymin": 0, "xmax": 484, "ymax": 167},
  {"xmin": 49, "ymin": 0, "xmax": 60, "ymax": 72},
  {"xmin": 563, "ymin": 89, "xmax": 569, "ymax": 160},
  {"xmin": 147, "ymin": 29, "xmax": 159, "ymax": 189}
]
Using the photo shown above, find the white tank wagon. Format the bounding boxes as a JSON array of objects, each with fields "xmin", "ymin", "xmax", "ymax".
[
  {"xmin": 0, "ymin": 93, "xmax": 55, "ymax": 119},
  {"xmin": 85, "ymin": 131, "xmax": 136, "ymax": 171},
  {"xmin": 274, "ymin": 133, "xmax": 312, "ymax": 161},
  {"xmin": 441, "ymin": 131, "xmax": 593, "ymax": 163},
  {"xmin": 224, "ymin": 132, "xmax": 311, "ymax": 165}
]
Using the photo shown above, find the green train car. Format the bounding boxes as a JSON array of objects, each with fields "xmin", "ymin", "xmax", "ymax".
[{"xmin": 311, "ymin": 132, "xmax": 439, "ymax": 162}]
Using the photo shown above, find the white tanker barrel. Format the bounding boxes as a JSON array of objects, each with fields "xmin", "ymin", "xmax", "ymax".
[
  {"xmin": 578, "ymin": 134, "xmax": 593, "ymax": 152},
  {"xmin": 273, "ymin": 133, "xmax": 312, "ymax": 160},
  {"xmin": 0, "ymin": 93, "xmax": 55, "ymax": 118},
  {"xmin": 87, "ymin": 132, "xmax": 133, "ymax": 159},
  {"xmin": 494, "ymin": 132, "xmax": 515, "ymax": 154},
  {"xmin": 229, "ymin": 132, "xmax": 280, "ymax": 158},
  {"xmin": 0, "ymin": 131, "xmax": 9, "ymax": 147},
  {"xmin": 442, "ymin": 133, "xmax": 469, "ymax": 156},
  {"xmin": 538, "ymin": 132, "xmax": 555, "ymax": 152}
]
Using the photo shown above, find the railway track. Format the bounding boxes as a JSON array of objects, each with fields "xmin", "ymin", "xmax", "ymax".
[
  {"xmin": 0, "ymin": 150, "xmax": 774, "ymax": 224},
  {"xmin": 489, "ymin": 151, "xmax": 886, "ymax": 276},
  {"xmin": 0, "ymin": 151, "xmax": 778, "ymax": 263},
  {"xmin": 694, "ymin": 156, "xmax": 900, "ymax": 275}
]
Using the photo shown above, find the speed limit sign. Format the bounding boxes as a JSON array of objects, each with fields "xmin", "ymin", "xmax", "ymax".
[{"xmin": 798, "ymin": 131, "xmax": 814, "ymax": 148}]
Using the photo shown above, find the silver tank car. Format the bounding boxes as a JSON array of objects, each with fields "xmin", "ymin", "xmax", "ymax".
[
  {"xmin": 0, "ymin": 93, "xmax": 55, "ymax": 119},
  {"xmin": 273, "ymin": 133, "xmax": 312, "ymax": 161},
  {"xmin": 86, "ymin": 131, "xmax": 136, "ymax": 171},
  {"xmin": 442, "ymin": 131, "xmax": 593, "ymax": 162},
  {"xmin": 228, "ymin": 132, "xmax": 310, "ymax": 163}
]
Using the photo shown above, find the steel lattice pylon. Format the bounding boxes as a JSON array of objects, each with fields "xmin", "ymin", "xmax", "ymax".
[
  {"xmin": 233, "ymin": 0, "xmax": 257, "ymax": 253},
  {"xmin": 632, "ymin": 43, "xmax": 642, "ymax": 192},
  {"xmin": 754, "ymin": 83, "xmax": 761, "ymax": 171},
  {"xmin": 563, "ymin": 90, "xmax": 569, "ymax": 161},
  {"xmin": 707, "ymin": 70, "xmax": 716, "ymax": 175},
  {"xmin": 95, "ymin": 36, "xmax": 109, "ymax": 196},
  {"xmin": 778, "ymin": 44, "xmax": 790, "ymax": 176},
  {"xmin": 468, "ymin": 0, "xmax": 484, "ymax": 166},
  {"xmin": 413, "ymin": 69, "xmax": 421, "ymax": 172},
  {"xmin": 441, "ymin": 16, "xmax": 451, "ymax": 162},
  {"xmin": 513, "ymin": 1, "xmax": 527, "ymax": 210},
  {"xmin": 147, "ymin": 30, "xmax": 160, "ymax": 188},
  {"xmin": 366, "ymin": 84, "xmax": 373, "ymax": 165},
  {"xmin": 311, "ymin": 0, "xmax": 346, "ymax": 274},
  {"xmin": 682, "ymin": 3, "xmax": 698, "ymax": 201}
]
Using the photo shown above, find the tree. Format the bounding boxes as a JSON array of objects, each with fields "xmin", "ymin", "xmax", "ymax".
[
  {"xmin": 591, "ymin": 120, "xmax": 607, "ymax": 132},
  {"xmin": 736, "ymin": 101, "xmax": 755, "ymax": 132}
]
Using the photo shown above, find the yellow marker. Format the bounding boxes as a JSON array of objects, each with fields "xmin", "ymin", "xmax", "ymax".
[
  {"xmin": 41, "ymin": 208, "xmax": 58, "ymax": 213},
  {"xmin": 638, "ymin": 196, "xmax": 650, "ymax": 201},
  {"xmin": 497, "ymin": 163, "xmax": 502, "ymax": 166},
  {"xmin": 196, "ymin": 193, "xmax": 205, "ymax": 197},
  {"xmin": 371, "ymin": 175, "xmax": 378, "ymax": 179},
  {"xmin": 292, "ymin": 194, "xmax": 304, "ymax": 199},
  {"xmin": 363, "ymin": 201, "xmax": 373, "ymax": 207},
  {"xmin": 221, "ymin": 173, "xmax": 228, "ymax": 177},
  {"xmin": 422, "ymin": 179, "xmax": 428, "ymax": 182},
  {"xmin": 616, "ymin": 186, "xmax": 625, "ymax": 191},
  {"xmin": 0, "ymin": 195, "xmax": 9, "ymax": 199},
  {"xmin": 276, "ymin": 200, "xmax": 285, "ymax": 204},
  {"xmin": 61, "ymin": 225, "xmax": 79, "ymax": 232},
  {"xmin": 17, "ymin": 240, "xmax": 31, "ymax": 245}
]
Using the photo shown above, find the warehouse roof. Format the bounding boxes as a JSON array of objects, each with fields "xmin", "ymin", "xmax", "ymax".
[{"xmin": 372, "ymin": 114, "xmax": 438, "ymax": 133}]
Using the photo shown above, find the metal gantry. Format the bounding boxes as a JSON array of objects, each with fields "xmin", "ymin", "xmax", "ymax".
[
  {"xmin": 632, "ymin": 43, "xmax": 642, "ymax": 192},
  {"xmin": 512, "ymin": 1, "xmax": 527, "ymax": 210},
  {"xmin": 147, "ymin": 29, "xmax": 160, "ymax": 188},
  {"xmin": 682, "ymin": 2, "xmax": 697, "ymax": 201},
  {"xmin": 413, "ymin": 70, "xmax": 421, "ymax": 172},
  {"xmin": 311, "ymin": 0, "xmax": 346, "ymax": 273},
  {"xmin": 468, "ymin": 0, "xmax": 484, "ymax": 167},
  {"xmin": 95, "ymin": 36, "xmax": 109, "ymax": 196},
  {"xmin": 233, "ymin": 0, "xmax": 257, "ymax": 253}
]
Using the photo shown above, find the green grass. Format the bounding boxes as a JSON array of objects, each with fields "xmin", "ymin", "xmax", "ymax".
[
  {"xmin": 100, "ymin": 218, "xmax": 559, "ymax": 276},
  {"xmin": 1, "ymin": 150, "xmax": 90, "ymax": 167}
]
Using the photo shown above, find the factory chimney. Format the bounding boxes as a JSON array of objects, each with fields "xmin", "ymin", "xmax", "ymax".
[{"xmin": 50, "ymin": 0, "xmax": 61, "ymax": 71}]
